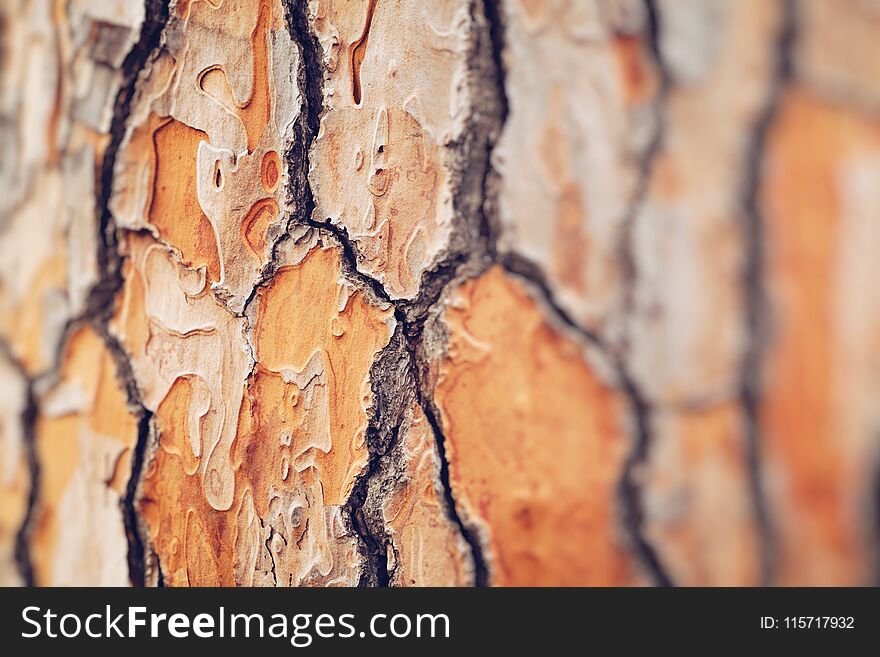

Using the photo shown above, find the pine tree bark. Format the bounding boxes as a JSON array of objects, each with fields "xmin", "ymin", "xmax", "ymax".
[{"xmin": 1, "ymin": 0, "xmax": 878, "ymax": 586}]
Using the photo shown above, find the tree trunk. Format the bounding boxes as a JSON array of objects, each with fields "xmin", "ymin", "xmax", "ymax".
[{"xmin": 1, "ymin": 0, "xmax": 878, "ymax": 586}]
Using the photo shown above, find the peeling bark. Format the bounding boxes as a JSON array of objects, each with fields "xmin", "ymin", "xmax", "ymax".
[{"xmin": 1, "ymin": 0, "xmax": 879, "ymax": 587}]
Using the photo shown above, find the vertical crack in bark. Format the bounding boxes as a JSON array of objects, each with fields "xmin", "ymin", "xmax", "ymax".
[
  {"xmin": 343, "ymin": 328, "xmax": 412, "ymax": 587},
  {"xmin": 474, "ymin": 0, "xmax": 509, "ymax": 256},
  {"xmin": 96, "ymin": 323, "xmax": 156, "ymax": 587},
  {"xmin": 610, "ymin": 0, "xmax": 674, "ymax": 588},
  {"xmin": 391, "ymin": 0, "xmax": 513, "ymax": 586},
  {"xmin": 411, "ymin": 359, "xmax": 490, "ymax": 587},
  {"xmin": 615, "ymin": 370, "xmax": 672, "ymax": 586},
  {"xmin": 481, "ymin": 0, "xmax": 509, "ymax": 122},
  {"xmin": 618, "ymin": 0, "xmax": 670, "ymax": 328},
  {"xmin": 303, "ymin": 212, "xmax": 487, "ymax": 586},
  {"xmin": 738, "ymin": 0, "xmax": 797, "ymax": 586},
  {"xmin": 84, "ymin": 0, "xmax": 171, "ymax": 586},
  {"xmin": 87, "ymin": 0, "xmax": 170, "ymax": 321},
  {"xmin": 264, "ymin": 526, "xmax": 279, "ymax": 586},
  {"xmin": 122, "ymin": 401, "xmax": 154, "ymax": 587},
  {"xmin": 299, "ymin": 216, "xmax": 483, "ymax": 586},
  {"xmin": 286, "ymin": 0, "xmax": 400, "ymax": 587},
  {"xmin": 285, "ymin": 0, "xmax": 509, "ymax": 586},
  {"xmin": 285, "ymin": 0, "xmax": 324, "ymax": 228},
  {"xmin": 240, "ymin": 0, "xmax": 327, "ymax": 306}
]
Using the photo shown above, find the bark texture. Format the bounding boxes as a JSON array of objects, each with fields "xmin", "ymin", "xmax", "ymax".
[{"xmin": 1, "ymin": 0, "xmax": 879, "ymax": 586}]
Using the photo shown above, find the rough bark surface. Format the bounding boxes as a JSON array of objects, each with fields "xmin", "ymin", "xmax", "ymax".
[{"xmin": 1, "ymin": 0, "xmax": 879, "ymax": 586}]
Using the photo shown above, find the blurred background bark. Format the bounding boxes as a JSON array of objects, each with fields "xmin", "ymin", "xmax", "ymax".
[{"xmin": 1, "ymin": 0, "xmax": 878, "ymax": 586}]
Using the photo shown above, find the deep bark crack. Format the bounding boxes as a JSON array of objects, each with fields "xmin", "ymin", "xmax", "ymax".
[
  {"xmin": 415, "ymin": 377, "xmax": 490, "ymax": 587},
  {"xmin": 87, "ymin": 0, "xmax": 170, "ymax": 323},
  {"xmin": 617, "ymin": 0, "xmax": 671, "ymax": 332},
  {"xmin": 615, "ymin": 371, "xmax": 672, "ymax": 586},
  {"xmin": 286, "ymin": 0, "xmax": 402, "ymax": 586},
  {"xmin": 85, "ymin": 0, "xmax": 171, "ymax": 587},
  {"xmin": 610, "ymin": 0, "xmax": 675, "ymax": 588},
  {"xmin": 343, "ymin": 328, "xmax": 413, "ymax": 587},
  {"xmin": 287, "ymin": 0, "xmax": 508, "ymax": 586},
  {"xmin": 472, "ymin": 0, "xmax": 509, "ymax": 257},
  {"xmin": 244, "ymin": 0, "xmax": 327, "ymax": 310}
]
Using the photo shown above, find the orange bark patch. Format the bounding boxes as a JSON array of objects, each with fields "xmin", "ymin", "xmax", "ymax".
[
  {"xmin": 241, "ymin": 197, "xmax": 279, "ymax": 258},
  {"xmin": 261, "ymin": 150, "xmax": 281, "ymax": 193},
  {"xmin": 761, "ymin": 88, "xmax": 880, "ymax": 585},
  {"xmin": 252, "ymin": 246, "xmax": 394, "ymax": 505},
  {"xmin": 141, "ymin": 374, "xmax": 235, "ymax": 586},
  {"xmin": 434, "ymin": 267, "xmax": 636, "ymax": 585},
  {"xmin": 149, "ymin": 118, "xmax": 221, "ymax": 282},
  {"xmin": 139, "ymin": 243, "xmax": 393, "ymax": 586},
  {"xmin": 613, "ymin": 34, "xmax": 655, "ymax": 105}
]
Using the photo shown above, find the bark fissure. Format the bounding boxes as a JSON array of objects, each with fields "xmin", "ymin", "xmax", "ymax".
[
  {"xmin": 618, "ymin": 0, "xmax": 670, "ymax": 328},
  {"xmin": 2, "ymin": 0, "xmax": 874, "ymax": 590},
  {"xmin": 95, "ymin": 323, "xmax": 157, "ymax": 587},
  {"xmin": 415, "ymin": 383, "xmax": 490, "ymax": 586},
  {"xmin": 264, "ymin": 526, "xmax": 279, "ymax": 586},
  {"xmin": 242, "ymin": 0, "xmax": 328, "ymax": 309},
  {"xmin": 87, "ymin": 0, "xmax": 171, "ymax": 323},
  {"xmin": 123, "ymin": 406, "xmax": 154, "ymax": 587},
  {"xmin": 473, "ymin": 0, "xmax": 509, "ymax": 256},
  {"xmin": 611, "ymin": 0, "xmax": 675, "ymax": 588},
  {"xmin": 615, "ymin": 372, "xmax": 672, "ymax": 586},
  {"xmin": 344, "ymin": 425, "xmax": 398, "ymax": 587},
  {"xmin": 290, "ymin": 1, "xmax": 511, "ymax": 585},
  {"xmin": 738, "ymin": 0, "xmax": 798, "ymax": 587},
  {"xmin": 342, "ymin": 328, "xmax": 413, "ymax": 587},
  {"xmin": 14, "ymin": 381, "xmax": 37, "ymax": 588},
  {"xmin": 306, "ymin": 216, "xmax": 487, "ymax": 585},
  {"xmin": 85, "ymin": 0, "xmax": 171, "ymax": 588},
  {"xmin": 286, "ymin": 1, "xmax": 407, "ymax": 586}
]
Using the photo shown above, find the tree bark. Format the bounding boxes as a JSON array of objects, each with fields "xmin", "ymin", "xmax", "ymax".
[{"xmin": 1, "ymin": 0, "xmax": 878, "ymax": 586}]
